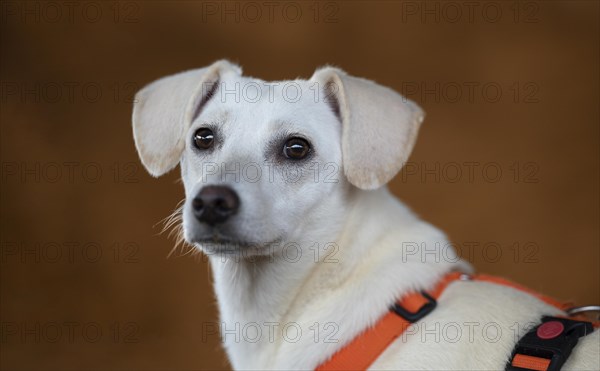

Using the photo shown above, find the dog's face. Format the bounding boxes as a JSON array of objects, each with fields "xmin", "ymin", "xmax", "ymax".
[
  {"xmin": 133, "ymin": 60, "xmax": 424, "ymax": 258},
  {"xmin": 180, "ymin": 75, "xmax": 344, "ymax": 256}
]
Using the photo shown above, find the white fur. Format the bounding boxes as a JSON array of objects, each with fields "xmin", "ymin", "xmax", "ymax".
[{"xmin": 132, "ymin": 61, "xmax": 599, "ymax": 370}]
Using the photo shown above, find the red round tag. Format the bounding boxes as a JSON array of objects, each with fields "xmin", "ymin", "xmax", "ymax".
[{"xmin": 536, "ymin": 321, "xmax": 564, "ymax": 339}]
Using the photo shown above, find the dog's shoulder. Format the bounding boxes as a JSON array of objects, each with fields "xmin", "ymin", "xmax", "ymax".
[
  {"xmin": 371, "ymin": 279, "xmax": 600, "ymax": 370},
  {"xmin": 564, "ymin": 329, "xmax": 600, "ymax": 370}
]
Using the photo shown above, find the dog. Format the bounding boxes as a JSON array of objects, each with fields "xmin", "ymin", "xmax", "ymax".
[{"xmin": 132, "ymin": 60, "xmax": 599, "ymax": 370}]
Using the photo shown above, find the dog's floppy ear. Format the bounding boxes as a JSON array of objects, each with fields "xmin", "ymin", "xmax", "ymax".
[
  {"xmin": 132, "ymin": 60, "xmax": 242, "ymax": 177},
  {"xmin": 311, "ymin": 67, "xmax": 424, "ymax": 190}
]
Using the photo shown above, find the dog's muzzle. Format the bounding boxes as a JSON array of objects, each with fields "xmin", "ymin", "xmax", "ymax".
[{"xmin": 192, "ymin": 185, "xmax": 240, "ymax": 226}]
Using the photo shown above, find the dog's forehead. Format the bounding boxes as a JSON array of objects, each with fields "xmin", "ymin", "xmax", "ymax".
[
  {"xmin": 214, "ymin": 74, "xmax": 322, "ymax": 109},
  {"xmin": 200, "ymin": 74, "xmax": 337, "ymax": 134}
]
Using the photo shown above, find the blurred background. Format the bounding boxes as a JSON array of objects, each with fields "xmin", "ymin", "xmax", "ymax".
[{"xmin": 1, "ymin": 1, "xmax": 598, "ymax": 369}]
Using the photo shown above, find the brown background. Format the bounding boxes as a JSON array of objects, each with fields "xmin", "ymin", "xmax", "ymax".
[{"xmin": 1, "ymin": 1, "xmax": 598, "ymax": 370}]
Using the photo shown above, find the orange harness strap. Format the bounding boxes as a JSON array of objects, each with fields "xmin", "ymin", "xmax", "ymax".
[
  {"xmin": 316, "ymin": 272, "xmax": 463, "ymax": 370},
  {"xmin": 511, "ymin": 354, "xmax": 551, "ymax": 371},
  {"xmin": 316, "ymin": 272, "xmax": 598, "ymax": 371}
]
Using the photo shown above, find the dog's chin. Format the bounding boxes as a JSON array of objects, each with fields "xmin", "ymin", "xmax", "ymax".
[{"xmin": 189, "ymin": 234, "xmax": 283, "ymax": 258}]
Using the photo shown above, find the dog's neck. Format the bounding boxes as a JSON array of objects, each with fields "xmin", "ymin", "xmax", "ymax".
[{"xmin": 208, "ymin": 188, "xmax": 469, "ymax": 369}]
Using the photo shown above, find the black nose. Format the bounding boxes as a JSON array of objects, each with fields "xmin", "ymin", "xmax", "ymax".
[{"xmin": 192, "ymin": 186, "xmax": 240, "ymax": 226}]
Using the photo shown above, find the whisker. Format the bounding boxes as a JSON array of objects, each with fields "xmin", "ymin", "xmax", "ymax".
[{"xmin": 155, "ymin": 200, "xmax": 192, "ymax": 259}]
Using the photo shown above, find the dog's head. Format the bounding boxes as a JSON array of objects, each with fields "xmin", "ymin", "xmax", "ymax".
[{"xmin": 133, "ymin": 60, "xmax": 424, "ymax": 257}]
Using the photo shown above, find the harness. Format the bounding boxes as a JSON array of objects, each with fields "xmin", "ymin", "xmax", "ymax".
[{"xmin": 316, "ymin": 272, "xmax": 600, "ymax": 371}]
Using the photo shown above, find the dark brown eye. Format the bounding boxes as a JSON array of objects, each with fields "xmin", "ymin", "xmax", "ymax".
[
  {"xmin": 283, "ymin": 138, "xmax": 310, "ymax": 160},
  {"xmin": 193, "ymin": 128, "xmax": 214, "ymax": 150}
]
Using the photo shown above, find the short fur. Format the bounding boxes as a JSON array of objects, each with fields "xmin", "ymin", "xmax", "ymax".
[{"xmin": 132, "ymin": 61, "xmax": 599, "ymax": 370}]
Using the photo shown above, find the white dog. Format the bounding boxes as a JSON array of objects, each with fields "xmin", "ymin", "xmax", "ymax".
[{"xmin": 132, "ymin": 60, "xmax": 599, "ymax": 370}]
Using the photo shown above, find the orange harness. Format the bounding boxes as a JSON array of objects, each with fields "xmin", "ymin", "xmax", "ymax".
[{"xmin": 316, "ymin": 272, "xmax": 599, "ymax": 371}]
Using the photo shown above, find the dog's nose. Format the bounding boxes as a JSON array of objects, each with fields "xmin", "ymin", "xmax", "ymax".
[{"xmin": 192, "ymin": 186, "xmax": 240, "ymax": 226}]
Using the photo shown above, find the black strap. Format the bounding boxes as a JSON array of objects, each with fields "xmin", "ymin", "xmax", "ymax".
[
  {"xmin": 390, "ymin": 291, "xmax": 437, "ymax": 323},
  {"xmin": 506, "ymin": 316, "xmax": 594, "ymax": 371}
]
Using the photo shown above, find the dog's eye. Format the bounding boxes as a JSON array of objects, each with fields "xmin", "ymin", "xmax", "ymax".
[
  {"xmin": 193, "ymin": 128, "xmax": 214, "ymax": 150},
  {"xmin": 283, "ymin": 138, "xmax": 310, "ymax": 160}
]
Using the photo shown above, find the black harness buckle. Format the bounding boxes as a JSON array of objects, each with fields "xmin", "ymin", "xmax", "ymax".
[
  {"xmin": 390, "ymin": 291, "xmax": 437, "ymax": 323},
  {"xmin": 506, "ymin": 316, "xmax": 594, "ymax": 371}
]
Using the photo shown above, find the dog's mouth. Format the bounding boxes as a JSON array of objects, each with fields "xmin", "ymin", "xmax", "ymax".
[{"xmin": 191, "ymin": 232, "xmax": 283, "ymax": 256}]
